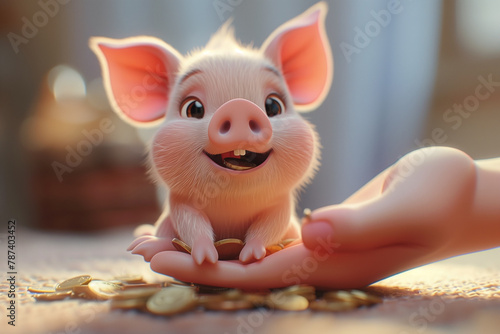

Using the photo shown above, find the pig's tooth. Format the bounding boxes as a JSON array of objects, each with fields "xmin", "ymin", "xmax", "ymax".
[{"xmin": 233, "ymin": 149, "xmax": 246, "ymax": 156}]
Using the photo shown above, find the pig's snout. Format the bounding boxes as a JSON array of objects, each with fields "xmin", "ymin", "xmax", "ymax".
[{"xmin": 208, "ymin": 98, "xmax": 272, "ymax": 153}]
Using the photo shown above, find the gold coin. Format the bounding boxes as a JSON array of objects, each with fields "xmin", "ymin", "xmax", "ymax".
[
  {"xmin": 204, "ymin": 299, "xmax": 254, "ymax": 311},
  {"xmin": 198, "ymin": 288, "xmax": 242, "ymax": 305},
  {"xmin": 281, "ymin": 285, "xmax": 316, "ymax": 297},
  {"xmin": 170, "ymin": 282, "xmax": 199, "ymax": 293},
  {"xmin": 170, "ymin": 279, "xmax": 191, "ymax": 286},
  {"xmin": 214, "ymin": 239, "xmax": 244, "ymax": 260},
  {"xmin": 196, "ymin": 284, "xmax": 229, "ymax": 294},
  {"xmin": 55, "ymin": 275, "xmax": 92, "ymax": 291},
  {"xmin": 121, "ymin": 283, "xmax": 162, "ymax": 290},
  {"xmin": 33, "ymin": 291, "xmax": 72, "ymax": 301},
  {"xmin": 349, "ymin": 289, "xmax": 382, "ymax": 305},
  {"xmin": 87, "ymin": 280, "xmax": 122, "ymax": 300},
  {"xmin": 223, "ymin": 158, "xmax": 256, "ymax": 170},
  {"xmin": 113, "ymin": 275, "xmax": 145, "ymax": 284},
  {"xmin": 281, "ymin": 238, "xmax": 298, "ymax": 247},
  {"xmin": 222, "ymin": 289, "xmax": 244, "ymax": 300},
  {"xmin": 111, "ymin": 298, "xmax": 148, "ymax": 310},
  {"xmin": 146, "ymin": 287, "xmax": 198, "ymax": 316},
  {"xmin": 113, "ymin": 286, "xmax": 162, "ymax": 300},
  {"xmin": 309, "ymin": 299, "xmax": 358, "ymax": 312},
  {"xmin": 72, "ymin": 285, "xmax": 94, "ymax": 299},
  {"xmin": 302, "ymin": 293, "xmax": 317, "ymax": 302},
  {"xmin": 243, "ymin": 293, "xmax": 267, "ymax": 306},
  {"xmin": 323, "ymin": 290, "xmax": 358, "ymax": 303},
  {"xmin": 302, "ymin": 208, "xmax": 312, "ymax": 223},
  {"xmin": 266, "ymin": 292, "xmax": 309, "ymax": 311},
  {"xmin": 265, "ymin": 244, "xmax": 284, "ymax": 256},
  {"xmin": 172, "ymin": 238, "xmax": 192, "ymax": 254},
  {"xmin": 197, "ymin": 294, "xmax": 224, "ymax": 306},
  {"xmin": 28, "ymin": 286, "xmax": 56, "ymax": 293},
  {"xmin": 278, "ymin": 285, "xmax": 316, "ymax": 302}
]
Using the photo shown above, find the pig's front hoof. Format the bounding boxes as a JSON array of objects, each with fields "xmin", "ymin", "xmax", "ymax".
[
  {"xmin": 191, "ymin": 238, "xmax": 218, "ymax": 265},
  {"xmin": 239, "ymin": 240, "xmax": 267, "ymax": 263}
]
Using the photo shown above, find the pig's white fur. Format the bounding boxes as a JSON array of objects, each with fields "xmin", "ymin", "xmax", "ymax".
[
  {"xmin": 92, "ymin": 2, "xmax": 331, "ymax": 263},
  {"xmin": 149, "ymin": 22, "xmax": 321, "ymax": 201}
]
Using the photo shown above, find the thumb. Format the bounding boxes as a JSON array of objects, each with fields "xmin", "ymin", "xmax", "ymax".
[{"xmin": 302, "ymin": 192, "xmax": 419, "ymax": 251}]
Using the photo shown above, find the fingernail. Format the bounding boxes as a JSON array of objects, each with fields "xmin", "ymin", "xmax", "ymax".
[{"xmin": 302, "ymin": 221, "xmax": 333, "ymax": 249}]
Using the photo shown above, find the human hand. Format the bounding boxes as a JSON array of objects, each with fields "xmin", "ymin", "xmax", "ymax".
[{"xmin": 145, "ymin": 147, "xmax": 487, "ymax": 289}]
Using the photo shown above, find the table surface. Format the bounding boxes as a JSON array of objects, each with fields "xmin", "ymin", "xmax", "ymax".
[{"xmin": 1, "ymin": 227, "xmax": 499, "ymax": 334}]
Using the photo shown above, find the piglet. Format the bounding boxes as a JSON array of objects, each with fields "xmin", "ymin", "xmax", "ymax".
[{"xmin": 90, "ymin": 2, "xmax": 332, "ymax": 264}]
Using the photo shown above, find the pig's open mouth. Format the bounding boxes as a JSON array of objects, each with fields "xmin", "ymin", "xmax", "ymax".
[{"xmin": 204, "ymin": 149, "xmax": 272, "ymax": 171}]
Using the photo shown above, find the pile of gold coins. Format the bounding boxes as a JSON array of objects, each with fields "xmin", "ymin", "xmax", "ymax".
[{"xmin": 29, "ymin": 274, "xmax": 382, "ymax": 315}]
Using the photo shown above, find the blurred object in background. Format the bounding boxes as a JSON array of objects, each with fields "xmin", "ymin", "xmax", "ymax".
[
  {"xmin": 456, "ymin": 0, "xmax": 500, "ymax": 57},
  {"xmin": 0, "ymin": 1, "xmax": 33, "ymax": 228},
  {"xmin": 20, "ymin": 65, "xmax": 160, "ymax": 231},
  {"xmin": 423, "ymin": 0, "xmax": 500, "ymax": 160}
]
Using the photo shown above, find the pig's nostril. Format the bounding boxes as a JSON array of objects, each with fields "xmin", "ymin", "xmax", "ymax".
[
  {"xmin": 249, "ymin": 120, "xmax": 260, "ymax": 133},
  {"xmin": 220, "ymin": 120, "xmax": 231, "ymax": 134}
]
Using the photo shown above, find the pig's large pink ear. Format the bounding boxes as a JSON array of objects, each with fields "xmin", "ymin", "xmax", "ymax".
[
  {"xmin": 90, "ymin": 36, "xmax": 182, "ymax": 126},
  {"xmin": 261, "ymin": 2, "xmax": 332, "ymax": 112}
]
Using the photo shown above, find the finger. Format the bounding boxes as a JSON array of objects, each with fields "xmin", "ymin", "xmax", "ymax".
[
  {"xmin": 304, "ymin": 148, "xmax": 472, "ymax": 253},
  {"xmin": 305, "ymin": 244, "xmax": 427, "ymax": 289},
  {"xmin": 150, "ymin": 244, "xmax": 425, "ymax": 290},
  {"xmin": 315, "ymin": 148, "xmax": 476, "ymax": 251},
  {"xmin": 342, "ymin": 167, "xmax": 391, "ymax": 204},
  {"xmin": 151, "ymin": 245, "xmax": 316, "ymax": 289},
  {"xmin": 303, "ymin": 190, "xmax": 422, "ymax": 252},
  {"xmin": 300, "ymin": 164, "xmax": 406, "ymax": 252}
]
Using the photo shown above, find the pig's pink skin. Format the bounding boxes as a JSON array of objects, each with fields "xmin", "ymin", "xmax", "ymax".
[
  {"xmin": 206, "ymin": 99, "xmax": 273, "ymax": 156},
  {"xmin": 93, "ymin": 2, "xmax": 332, "ymax": 265}
]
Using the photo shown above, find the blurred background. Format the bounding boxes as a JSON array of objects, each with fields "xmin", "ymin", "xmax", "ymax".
[{"xmin": 1, "ymin": 0, "xmax": 499, "ymax": 232}]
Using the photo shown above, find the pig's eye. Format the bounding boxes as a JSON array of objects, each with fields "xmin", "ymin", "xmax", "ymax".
[
  {"xmin": 265, "ymin": 94, "xmax": 284, "ymax": 117},
  {"xmin": 180, "ymin": 98, "xmax": 205, "ymax": 119}
]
